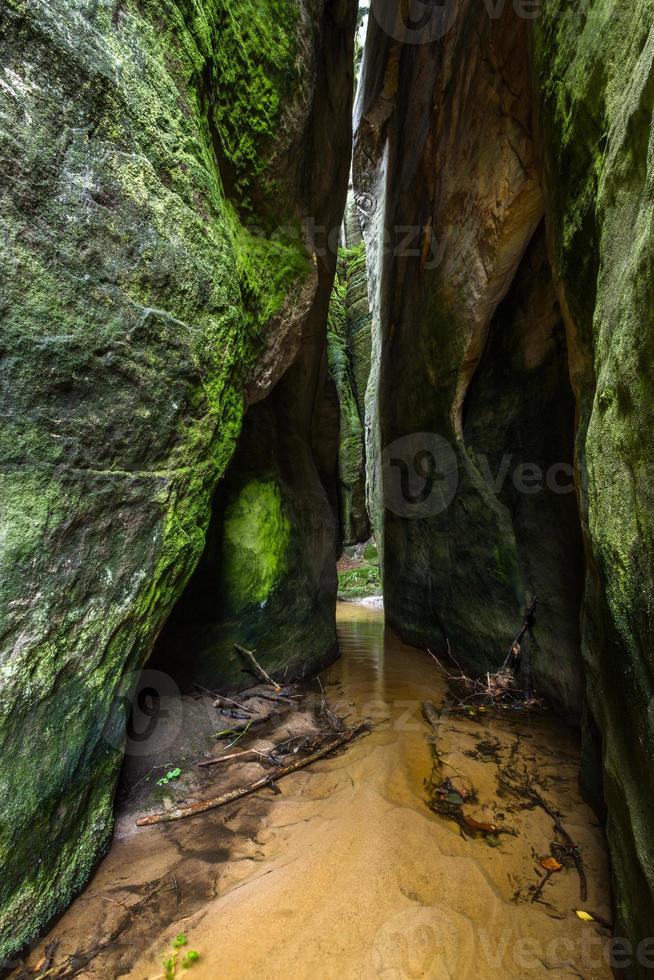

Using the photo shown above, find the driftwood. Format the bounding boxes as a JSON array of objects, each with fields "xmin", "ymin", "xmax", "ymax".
[
  {"xmin": 426, "ymin": 633, "xmax": 543, "ymax": 711},
  {"xmin": 234, "ymin": 644, "xmax": 281, "ymax": 691},
  {"xmin": 137, "ymin": 724, "xmax": 368, "ymax": 827}
]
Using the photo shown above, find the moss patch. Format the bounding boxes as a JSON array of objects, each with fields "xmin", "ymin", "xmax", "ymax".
[
  {"xmin": 327, "ymin": 244, "xmax": 372, "ymax": 544},
  {"xmin": 222, "ymin": 479, "xmax": 291, "ymax": 607},
  {"xmin": 337, "ymin": 540, "xmax": 382, "ymax": 601}
]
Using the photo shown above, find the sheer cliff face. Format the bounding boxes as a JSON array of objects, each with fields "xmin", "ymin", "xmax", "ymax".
[
  {"xmin": 535, "ymin": 0, "xmax": 654, "ymax": 961},
  {"xmin": 0, "ymin": 0, "xmax": 355, "ymax": 956},
  {"xmin": 352, "ymin": 0, "xmax": 577, "ymax": 697},
  {"xmin": 326, "ymin": 198, "xmax": 373, "ymax": 548},
  {"xmin": 355, "ymin": 0, "xmax": 654, "ymax": 965}
]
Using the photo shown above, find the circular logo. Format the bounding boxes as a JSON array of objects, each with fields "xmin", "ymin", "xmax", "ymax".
[
  {"xmin": 382, "ymin": 432, "xmax": 458, "ymax": 518},
  {"xmin": 371, "ymin": 0, "xmax": 458, "ymax": 45},
  {"xmin": 100, "ymin": 668, "xmax": 183, "ymax": 758}
]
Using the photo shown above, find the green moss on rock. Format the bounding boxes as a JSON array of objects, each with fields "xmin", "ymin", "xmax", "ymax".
[
  {"xmin": 337, "ymin": 544, "xmax": 382, "ymax": 601},
  {"xmin": 208, "ymin": 0, "xmax": 300, "ymax": 212},
  {"xmin": 0, "ymin": 0, "xmax": 349, "ymax": 960},
  {"xmin": 222, "ymin": 479, "xmax": 291, "ymax": 606},
  {"xmin": 327, "ymin": 241, "xmax": 372, "ymax": 545},
  {"xmin": 534, "ymin": 0, "xmax": 654, "ymax": 963},
  {"xmin": 151, "ymin": 392, "xmax": 341, "ymax": 692}
]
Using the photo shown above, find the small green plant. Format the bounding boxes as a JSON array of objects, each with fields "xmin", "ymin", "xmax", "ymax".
[
  {"xmin": 157, "ymin": 768, "xmax": 181, "ymax": 786},
  {"xmin": 162, "ymin": 935, "xmax": 200, "ymax": 977},
  {"xmin": 214, "ymin": 719, "xmax": 252, "ymax": 745}
]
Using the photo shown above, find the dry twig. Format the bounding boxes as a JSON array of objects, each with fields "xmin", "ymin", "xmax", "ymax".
[
  {"xmin": 234, "ymin": 644, "xmax": 281, "ymax": 691},
  {"xmin": 498, "ymin": 772, "xmax": 587, "ymax": 902}
]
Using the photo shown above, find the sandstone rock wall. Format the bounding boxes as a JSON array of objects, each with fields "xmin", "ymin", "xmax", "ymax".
[
  {"xmin": 534, "ymin": 0, "xmax": 654, "ymax": 963},
  {"xmin": 355, "ymin": 0, "xmax": 654, "ymax": 965},
  {"xmin": 325, "ymin": 195, "xmax": 372, "ymax": 546},
  {"xmin": 0, "ymin": 0, "xmax": 355, "ymax": 957},
  {"xmin": 353, "ymin": 0, "xmax": 553, "ymax": 683}
]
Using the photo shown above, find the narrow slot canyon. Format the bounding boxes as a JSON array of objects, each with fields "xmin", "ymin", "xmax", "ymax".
[{"xmin": 2, "ymin": 1, "xmax": 654, "ymax": 978}]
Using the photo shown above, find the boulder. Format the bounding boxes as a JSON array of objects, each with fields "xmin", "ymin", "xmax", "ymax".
[{"xmin": 0, "ymin": 0, "xmax": 355, "ymax": 958}]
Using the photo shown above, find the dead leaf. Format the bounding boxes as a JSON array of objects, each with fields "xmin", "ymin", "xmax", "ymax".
[
  {"xmin": 540, "ymin": 856, "xmax": 563, "ymax": 872},
  {"xmin": 464, "ymin": 815, "xmax": 498, "ymax": 835},
  {"xmin": 575, "ymin": 909, "xmax": 595, "ymax": 922}
]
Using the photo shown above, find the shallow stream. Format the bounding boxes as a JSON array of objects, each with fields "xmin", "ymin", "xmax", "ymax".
[{"xmin": 18, "ymin": 604, "xmax": 612, "ymax": 979}]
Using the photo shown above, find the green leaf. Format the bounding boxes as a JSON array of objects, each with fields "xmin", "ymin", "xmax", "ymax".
[
  {"xmin": 172, "ymin": 933, "xmax": 188, "ymax": 949},
  {"xmin": 182, "ymin": 951, "xmax": 200, "ymax": 968},
  {"xmin": 158, "ymin": 768, "xmax": 182, "ymax": 786}
]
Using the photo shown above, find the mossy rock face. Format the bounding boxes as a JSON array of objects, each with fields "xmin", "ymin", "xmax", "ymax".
[
  {"xmin": 534, "ymin": 0, "xmax": 654, "ymax": 963},
  {"xmin": 326, "ymin": 227, "xmax": 372, "ymax": 546},
  {"xmin": 463, "ymin": 228, "xmax": 585, "ymax": 717},
  {"xmin": 222, "ymin": 479, "xmax": 292, "ymax": 608},
  {"xmin": 153, "ymin": 373, "xmax": 341, "ymax": 691},
  {"xmin": 0, "ymin": 0, "xmax": 355, "ymax": 960}
]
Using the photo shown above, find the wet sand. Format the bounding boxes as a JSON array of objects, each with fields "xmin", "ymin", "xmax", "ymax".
[{"xmin": 15, "ymin": 604, "xmax": 612, "ymax": 979}]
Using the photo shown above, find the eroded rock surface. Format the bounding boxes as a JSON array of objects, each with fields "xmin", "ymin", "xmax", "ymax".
[
  {"xmin": 326, "ymin": 197, "xmax": 372, "ymax": 546},
  {"xmin": 463, "ymin": 227, "xmax": 585, "ymax": 716},
  {"xmin": 534, "ymin": 0, "xmax": 654, "ymax": 964},
  {"xmin": 353, "ymin": 0, "xmax": 547, "ymax": 677},
  {"xmin": 354, "ymin": 0, "xmax": 654, "ymax": 966},
  {"xmin": 0, "ymin": 0, "xmax": 354, "ymax": 958}
]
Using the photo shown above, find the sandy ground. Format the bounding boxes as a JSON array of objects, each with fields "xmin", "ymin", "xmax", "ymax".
[{"xmin": 13, "ymin": 604, "xmax": 613, "ymax": 979}]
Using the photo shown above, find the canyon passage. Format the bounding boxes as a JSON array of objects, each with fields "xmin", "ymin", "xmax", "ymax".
[{"xmin": 1, "ymin": 0, "xmax": 654, "ymax": 978}]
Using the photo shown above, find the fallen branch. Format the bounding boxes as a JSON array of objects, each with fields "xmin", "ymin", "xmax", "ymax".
[
  {"xmin": 498, "ymin": 772, "xmax": 587, "ymax": 902},
  {"xmin": 247, "ymin": 689, "xmax": 298, "ymax": 705},
  {"xmin": 196, "ymin": 733, "xmax": 315, "ymax": 769},
  {"xmin": 426, "ymin": 649, "xmax": 456, "ymax": 680},
  {"xmin": 503, "ymin": 597, "xmax": 538, "ymax": 668},
  {"xmin": 211, "ymin": 693, "xmax": 254, "ymax": 713},
  {"xmin": 234, "ymin": 644, "xmax": 281, "ymax": 691},
  {"xmin": 137, "ymin": 724, "xmax": 368, "ymax": 827},
  {"xmin": 531, "ymin": 868, "xmax": 554, "ymax": 904}
]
